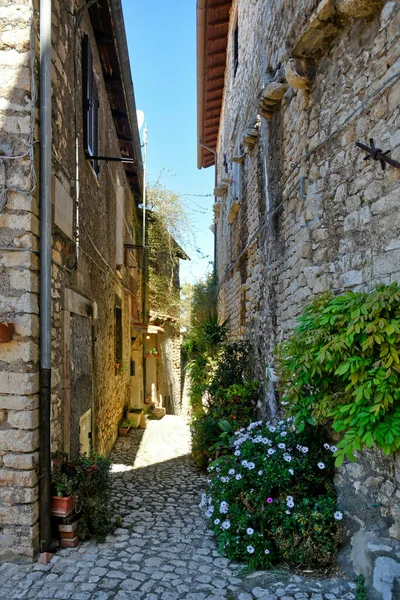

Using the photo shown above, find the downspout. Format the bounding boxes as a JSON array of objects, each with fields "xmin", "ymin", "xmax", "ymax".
[
  {"xmin": 199, "ymin": 141, "xmax": 218, "ymax": 285},
  {"xmin": 39, "ymin": 0, "xmax": 53, "ymax": 553},
  {"xmin": 196, "ymin": 0, "xmax": 207, "ymax": 170}
]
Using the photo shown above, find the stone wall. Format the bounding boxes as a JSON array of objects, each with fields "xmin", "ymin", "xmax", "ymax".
[
  {"xmin": 0, "ymin": 0, "xmax": 143, "ymax": 559},
  {"xmin": 213, "ymin": 0, "xmax": 400, "ymax": 593},
  {"xmin": 49, "ymin": 2, "xmax": 142, "ymax": 458},
  {"xmin": 0, "ymin": 0, "xmax": 40, "ymax": 560}
]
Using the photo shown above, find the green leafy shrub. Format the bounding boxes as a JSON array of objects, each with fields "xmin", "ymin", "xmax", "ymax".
[
  {"xmin": 208, "ymin": 379, "xmax": 259, "ymax": 426},
  {"xmin": 189, "ymin": 340, "xmax": 259, "ymax": 468},
  {"xmin": 201, "ymin": 419, "xmax": 343, "ymax": 569},
  {"xmin": 191, "ymin": 414, "xmax": 221, "ymax": 470},
  {"xmin": 276, "ymin": 283, "xmax": 400, "ymax": 465}
]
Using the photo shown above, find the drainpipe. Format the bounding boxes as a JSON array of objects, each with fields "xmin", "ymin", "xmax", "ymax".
[
  {"xmin": 39, "ymin": 0, "xmax": 53, "ymax": 554},
  {"xmin": 199, "ymin": 141, "xmax": 218, "ymax": 284}
]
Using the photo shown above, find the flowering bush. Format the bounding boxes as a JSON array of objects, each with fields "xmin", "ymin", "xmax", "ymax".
[{"xmin": 200, "ymin": 419, "xmax": 343, "ymax": 569}]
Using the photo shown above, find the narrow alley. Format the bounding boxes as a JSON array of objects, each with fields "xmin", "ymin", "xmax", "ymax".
[{"xmin": 0, "ymin": 417, "xmax": 357, "ymax": 600}]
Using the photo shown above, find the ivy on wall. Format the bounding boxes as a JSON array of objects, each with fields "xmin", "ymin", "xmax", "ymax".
[{"xmin": 276, "ymin": 283, "xmax": 400, "ymax": 465}]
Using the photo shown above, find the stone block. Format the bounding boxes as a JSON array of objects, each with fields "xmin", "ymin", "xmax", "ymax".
[
  {"xmin": 285, "ymin": 58, "xmax": 316, "ymax": 90},
  {"xmin": 0, "ymin": 485, "xmax": 38, "ymax": 505},
  {"xmin": 374, "ymin": 250, "xmax": 400, "ymax": 276},
  {"xmin": 342, "ymin": 270, "xmax": 363, "ymax": 287},
  {"xmin": 9, "ymin": 269, "xmax": 39, "ymax": 293},
  {"xmin": 373, "ymin": 556, "xmax": 400, "ymax": 600},
  {"xmin": 0, "ymin": 502, "xmax": 38, "ymax": 526},
  {"xmin": 263, "ymin": 82, "xmax": 287, "ymax": 101},
  {"xmin": 2, "ymin": 452, "xmax": 38, "ymax": 469},
  {"xmin": 371, "ymin": 191, "xmax": 399, "ymax": 216},
  {"xmin": 0, "ymin": 49, "xmax": 30, "ymax": 67},
  {"xmin": 0, "ymin": 429, "xmax": 39, "ymax": 453},
  {"xmin": 12, "ymin": 292, "xmax": 39, "ymax": 314},
  {"xmin": 7, "ymin": 409, "xmax": 39, "ymax": 430},
  {"xmin": 0, "ymin": 212, "xmax": 39, "ymax": 236},
  {"xmin": 0, "ymin": 249, "xmax": 39, "ymax": 269},
  {"xmin": 0, "ymin": 371, "xmax": 39, "ymax": 395},
  {"xmin": 0, "ymin": 394, "xmax": 38, "ymax": 411},
  {"xmin": 0, "ymin": 467, "xmax": 37, "ymax": 487},
  {"xmin": 13, "ymin": 313, "xmax": 39, "ymax": 338},
  {"xmin": 0, "ymin": 341, "xmax": 39, "ymax": 364},
  {"xmin": 336, "ymin": 0, "xmax": 382, "ymax": 18}
]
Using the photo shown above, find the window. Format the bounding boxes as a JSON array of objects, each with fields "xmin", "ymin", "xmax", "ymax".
[
  {"xmin": 82, "ymin": 35, "xmax": 99, "ymax": 176},
  {"xmin": 233, "ymin": 20, "xmax": 239, "ymax": 77}
]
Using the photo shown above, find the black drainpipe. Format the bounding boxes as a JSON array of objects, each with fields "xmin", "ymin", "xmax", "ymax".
[{"xmin": 39, "ymin": 0, "xmax": 53, "ymax": 554}]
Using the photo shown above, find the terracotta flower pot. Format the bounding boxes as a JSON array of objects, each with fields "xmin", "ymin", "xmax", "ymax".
[
  {"xmin": 51, "ymin": 495, "xmax": 75, "ymax": 517},
  {"xmin": 118, "ymin": 426, "xmax": 130, "ymax": 437},
  {"xmin": 0, "ymin": 323, "xmax": 14, "ymax": 343}
]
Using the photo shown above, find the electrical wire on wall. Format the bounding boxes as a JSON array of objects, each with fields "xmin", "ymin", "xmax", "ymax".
[
  {"xmin": 218, "ymin": 69, "xmax": 400, "ymax": 292},
  {"xmin": 0, "ymin": 0, "xmax": 37, "ymax": 216}
]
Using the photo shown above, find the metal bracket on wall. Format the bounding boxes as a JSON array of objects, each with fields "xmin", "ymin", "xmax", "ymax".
[
  {"xmin": 285, "ymin": 176, "xmax": 307, "ymax": 201},
  {"xmin": 356, "ymin": 138, "xmax": 400, "ymax": 171}
]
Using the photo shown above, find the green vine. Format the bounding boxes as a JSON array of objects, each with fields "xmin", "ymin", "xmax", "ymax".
[{"xmin": 276, "ymin": 283, "xmax": 400, "ymax": 465}]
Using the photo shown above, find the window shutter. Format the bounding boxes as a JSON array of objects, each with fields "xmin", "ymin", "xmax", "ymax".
[{"xmin": 82, "ymin": 35, "xmax": 99, "ymax": 176}]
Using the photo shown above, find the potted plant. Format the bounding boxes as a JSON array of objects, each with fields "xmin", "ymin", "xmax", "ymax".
[
  {"xmin": 0, "ymin": 308, "xmax": 15, "ymax": 343},
  {"xmin": 51, "ymin": 451, "xmax": 76, "ymax": 517},
  {"xmin": 118, "ymin": 418, "xmax": 131, "ymax": 437},
  {"xmin": 51, "ymin": 451, "xmax": 114, "ymax": 544},
  {"xmin": 126, "ymin": 407, "xmax": 143, "ymax": 429}
]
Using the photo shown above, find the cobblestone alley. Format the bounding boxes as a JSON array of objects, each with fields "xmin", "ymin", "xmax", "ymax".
[{"xmin": 0, "ymin": 416, "xmax": 358, "ymax": 600}]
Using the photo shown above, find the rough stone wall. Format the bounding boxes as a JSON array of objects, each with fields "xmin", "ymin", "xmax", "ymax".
[
  {"xmin": 0, "ymin": 0, "xmax": 142, "ymax": 559},
  {"xmin": 213, "ymin": 0, "xmax": 400, "ymax": 591},
  {"xmin": 49, "ymin": 4, "xmax": 142, "ymax": 458},
  {"xmin": 0, "ymin": 0, "xmax": 40, "ymax": 560}
]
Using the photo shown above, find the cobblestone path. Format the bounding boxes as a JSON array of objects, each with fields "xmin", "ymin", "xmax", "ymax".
[{"xmin": 0, "ymin": 416, "xmax": 357, "ymax": 600}]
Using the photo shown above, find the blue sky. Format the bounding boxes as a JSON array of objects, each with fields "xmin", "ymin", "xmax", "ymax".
[{"xmin": 121, "ymin": 0, "xmax": 215, "ymax": 283}]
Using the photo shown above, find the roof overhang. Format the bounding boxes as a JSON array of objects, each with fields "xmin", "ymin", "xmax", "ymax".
[
  {"xmin": 197, "ymin": 0, "xmax": 232, "ymax": 169},
  {"xmin": 88, "ymin": 0, "xmax": 143, "ymax": 194}
]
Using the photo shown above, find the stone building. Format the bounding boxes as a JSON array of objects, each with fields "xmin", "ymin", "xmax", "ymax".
[
  {"xmin": 197, "ymin": 0, "xmax": 400, "ymax": 594},
  {"xmin": 145, "ymin": 212, "xmax": 189, "ymax": 417},
  {"xmin": 0, "ymin": 0, "xmax": 144, "ymax": 559}
]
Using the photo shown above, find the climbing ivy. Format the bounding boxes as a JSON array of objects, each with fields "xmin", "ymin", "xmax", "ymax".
[{"xmin": 276, "ymin": 283, "xmax": 400, "ymax": 465}]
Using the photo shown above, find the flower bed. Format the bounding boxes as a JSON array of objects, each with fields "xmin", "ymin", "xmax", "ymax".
[{"xmin": 200, "ymin": 419, "xmax": 343, "ymax": 569}]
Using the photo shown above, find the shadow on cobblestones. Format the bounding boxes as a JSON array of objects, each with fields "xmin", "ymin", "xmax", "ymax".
[{"xmin": 0, "ymin": 417, "xmax": 358, "ymax": 600}]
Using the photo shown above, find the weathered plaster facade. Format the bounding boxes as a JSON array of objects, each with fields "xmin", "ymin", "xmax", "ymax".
[
  {"xmin": 199, "ymin": 0, "xmax": 400, "ymax": 594},
  {"xmin": 0, "ymin": 0, "xmax": 143, "ymax": 560}
]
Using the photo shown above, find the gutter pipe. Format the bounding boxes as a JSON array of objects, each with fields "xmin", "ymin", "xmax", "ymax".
[
  {"xmin": 199, "ymin": 141, "xmax": 218, "ymax": 284},
  {"xmin": 196, "ymin": 0, "xmax": 207, "ymax": 169},
  {"xmin": 39, "ymin": 0, "xmax": 53, "ymax": 554}
]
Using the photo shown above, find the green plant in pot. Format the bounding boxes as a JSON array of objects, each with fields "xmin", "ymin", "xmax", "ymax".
[
  {"xmin": 51, "ymin": 451, "xmax": 78, "ymax": 517},
  {"xmin": 118, "ymin": 419, "xmax": 131, "ymax": 436},
  {"xmin": 51, "ymin": 451, "xmax": 114, "ymax": 541}
]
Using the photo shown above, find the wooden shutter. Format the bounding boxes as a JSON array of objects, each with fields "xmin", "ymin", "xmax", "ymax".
[{"xmin": 82, "ymin": 35, "xmax": 99, "ymax": 176}]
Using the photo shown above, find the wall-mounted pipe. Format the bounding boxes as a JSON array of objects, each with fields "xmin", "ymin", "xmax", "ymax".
[
  {"xmin": 39, "ymin": 0, "xmax": 53, "ymax": 554},
  {"xmin": 199, "ymin": 141, "xmax": 218, "ymax": 284},
  {"xmin": 196, "ymin": 0, "xmax": 207, "ymax": 170}
]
